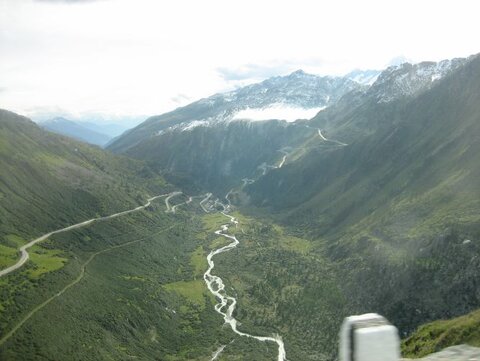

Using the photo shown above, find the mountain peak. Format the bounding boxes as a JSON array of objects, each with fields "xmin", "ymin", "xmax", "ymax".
[
  {"xmin": 345, "ymin": 69, "xmax": 381, "ymax": 86},
  {"xmin": 368, "ymin": 56, "xmax": 468, "ymax": 102},
  {"xmin": 387, "ymin": 55, "xmax": 412, "ymax": 67},
  {"xmin": 290, "ymin": 69, "xmax": 307, "ymax": 76},
  {"xmin": 108, "ymin": 69, "xmax": 363, "ymax": 152},
  {"xmin": 40, "ymin": 117, "xmax": 111, "ymax": 146}
]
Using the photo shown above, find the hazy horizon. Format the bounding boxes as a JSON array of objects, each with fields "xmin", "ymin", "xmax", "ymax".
[{"xmin": 1, "ymin": 0, "xmax": 479, "ymax": 124}]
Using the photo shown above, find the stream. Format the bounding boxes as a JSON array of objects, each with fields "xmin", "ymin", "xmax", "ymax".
[{"xmin": 203, "ymin": 208, "xmax": 287, "ymax": 361}]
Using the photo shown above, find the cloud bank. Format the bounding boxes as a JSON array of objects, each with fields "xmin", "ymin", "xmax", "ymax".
[{"xmin": 1, "ymin": 0, "xmax": 479, "ymax": 123}]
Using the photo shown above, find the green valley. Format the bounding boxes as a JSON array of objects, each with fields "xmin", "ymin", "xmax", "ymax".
[{"xmin": 1, "ymin": 53, "xmax": 480, "ymax": 361}]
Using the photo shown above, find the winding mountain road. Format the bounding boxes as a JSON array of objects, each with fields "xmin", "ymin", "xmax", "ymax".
[
  {"xmin": 278, "ymin": 149, "xmax": 289, "ymax": 168},
  {"xmin": 318, "ymin": 129, "xmax": 328, "ymax": 141},
  {"xmin": 257, "ymin": 149, "xmax": 289, "ymax": 177},
  {"xmin": 318, "ymin": 128, "xmax": 348, "ymax": 146},
  {"xmin": 242, "ymin": 178, "xmax": 255, "ymax": 187},
  {"xmin": 305, "ymin": 124, "xmax": 348, "ymax": 146},
  {"xmin": 200, "ymin": 193, "xmax": 213, "ymax": 213},
  {"xmin": 164, "ymin": 191, "xmax": 183, "ymax": 213},
  {"xmin": 0, "ymin": 194, "xmax": 170, "ymax": 278},
  {"xmin": 171, "ymin": 196, "xmax": 193, "ymax": 213}
]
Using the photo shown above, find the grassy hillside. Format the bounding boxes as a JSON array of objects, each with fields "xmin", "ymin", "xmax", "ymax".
[
  {"xmin": 244, "ymin": 55, "xmax": 480, "ymax": 338},
  {"xmin": 0, "ymin": 111, "xmax": 289, "ymax": 360},
  {"xmin": 106, "ymin": 99, "xmax": 220, "ymax": 153},
  {"xmin": 1, "ymin": 204, "xmax": 214, "ymax": 360},
  {"xmin": 0, "ymin": 108, "xmax": 169, "ymax": 260},
  {"xmin": 208, "ymin": 212, "xmax": 346, "ymax": 360},
  {"xmin": 119, "ymin": 119, "xmax": 313, "ymax": 194},
  {"xmin": 0, "ymin": 197, "xmax": 287, "ymax": 360},
  {"xmin": 402, "ymin": 308, "xmax": 480, "ymax": 358},
  {"xmin": 0, "ymin": 110, "xmax": 207, "ymax": 359}
]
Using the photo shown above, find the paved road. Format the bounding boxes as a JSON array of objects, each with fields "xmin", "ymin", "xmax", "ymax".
[
  {"xmin": 164, "ymin": 191, "xmax": 183, "ymax": 213},
  {"xmin": 171, "ymin": 196, "xmax": 193, "ymax": 213},
  {"xmin": 318, "ymin": 128, "xmax": 328, "ymax": 140},
  {"xmin": 199, "ymin": 193, "xmax": 213, "ymax": 213},
  {"xmin": 0, "ymin": 223, "xmax": 175, "ymax": 347},
  {"xmin": 0, "ymin": 194, "xmax": 168, "ymax": 278}
]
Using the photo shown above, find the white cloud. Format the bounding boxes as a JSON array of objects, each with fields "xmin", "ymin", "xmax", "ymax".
[
  {"xmin": 0, "ymin": 0, "xmax": 479, "ymax": 123},
  {"xmin": 233, "ymin": 104, "xmax": 326, "ymax": 122}
]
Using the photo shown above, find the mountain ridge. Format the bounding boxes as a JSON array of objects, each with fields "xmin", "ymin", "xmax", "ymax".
[
  {"xmin": 107, "ymin": 69, "xmax": 362, "ymax": 153},
  {"xmin": 39, "ymin": 117, "xmax": 112, "ymax": 147},
  {"xmin": 0, "ymin": 109, "xmax": 169, "ymax": 244}
]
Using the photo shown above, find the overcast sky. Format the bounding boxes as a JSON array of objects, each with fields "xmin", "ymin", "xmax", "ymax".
[{"xmin": 0, "ymin": 0, "xmax": 479, "ymax": 124}]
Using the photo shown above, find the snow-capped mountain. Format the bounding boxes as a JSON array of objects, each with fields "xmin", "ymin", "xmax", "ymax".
[
  {"xmin": 367, "ymin": 58, "xmax": 469, "ymax": 103},
  {"xmin": 345, "ymin": 69, "xmax": 381, "ymax": 86},
  {"xmin": 109, "ymin": 56, "xmax": 470, "ymax": 154},
  {"xmin": 209, "ymin": 69, "xmax": 359, "ymax": 110},
  {"xmin": 192, "ymin": 70, "xmax": 359, "ymax": 125},
  {"xmin": 108, "ymin": 70, "xmax": 361, "ymax": 152},
  {"xmin": 179, "ymin": 70, "xmax": 361, "ymax": 128}
]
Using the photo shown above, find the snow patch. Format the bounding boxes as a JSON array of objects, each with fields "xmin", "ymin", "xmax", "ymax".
[
  {"xmin": 180, "ymin": 120, "xmax": 211, "ymax": 131},
  {"xmin": 350, "ymin": 73, "xmax": 380, "ymax": 86},
  {"xmin": 232, "ymin": 104, "xmax": 326, "ymax": 122},
  {"xmin": 222, "ymin": 91, "xmax": 237, "ymax": 102},
  {"xmin": 370, "ymin": 57, "xmax": 467, "ymax": 103},
  {"xmin": 346, "ymin": 69, "xmax": 381, "ymax": 86}
]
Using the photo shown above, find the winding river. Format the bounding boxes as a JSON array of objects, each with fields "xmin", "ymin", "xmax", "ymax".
[
  {"xmin": 1, "ymin": 187, "xmax": 287, "ymax": 359},
  {"xmin": 203, "ymin": 209, "xmax": 287, "ymax": 361}
]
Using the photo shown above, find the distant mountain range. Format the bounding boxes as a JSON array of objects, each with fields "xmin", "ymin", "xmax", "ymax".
[
  {"xmin": 110, "ymin": 58, "xmax": 467, "ymax": 154},
  {"xmin": 108, "ymin": 69, "xmax": 365, "ymax": 153},
  {"xmin": 39, "ymin": 117, "xmax": 111, "ymax": 146},
  {"xmin": 38, "ymin": 117, "xmax": 132, "ymax": 147}
]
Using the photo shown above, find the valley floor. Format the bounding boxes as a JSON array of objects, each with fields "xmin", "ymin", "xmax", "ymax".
[
  {"xmin": 1, "ymin": 191, "xmax": 323, "ymax": 360},
  {"xmin": 1, "ymin": 188, "xmax": 478, "ymax": 360}
]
